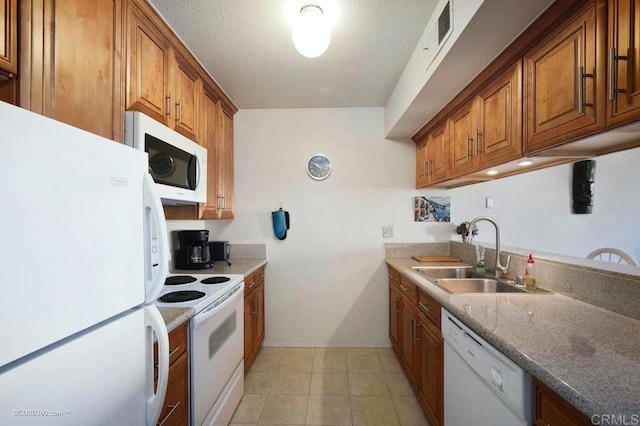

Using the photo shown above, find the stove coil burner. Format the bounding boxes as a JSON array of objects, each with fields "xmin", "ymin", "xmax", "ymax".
[
  {"xmin": 201, "ymin": 276, "xmax": 231, "ymax": 285},
  {"xmin": 158, "ymin": 290, "xmax": 205, "ymax": 303},
  {"xmin": 165, "ymin": 275, "xmax": 197, "ymax": 286}
]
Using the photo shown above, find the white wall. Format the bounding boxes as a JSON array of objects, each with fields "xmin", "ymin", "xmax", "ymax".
[
  {"xmin": 448, "ymin": 148, "xmax": 640, "ymax": 262},
  {"xmin": 168, "ymin": 107, "xmax": 451, "ymax": 347}
]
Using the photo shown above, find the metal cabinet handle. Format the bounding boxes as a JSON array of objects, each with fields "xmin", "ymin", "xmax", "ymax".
[
  {"xmin": 577, "ymin": 66, "xmax": 594, "ymax": 114},
  {"xmin": 418, "ymin": 302, "xmax": 430, "ymax": 313},
  {"xmin": 608, "ymin": 47, "xmax": 629, "ymax": 101},
  {"xmin": 175, "ymin": 99, "xmax": 182, "ymax": 124},
  {"xmin": 428, "ymin": 160, "xmax": 433, "ymax": 177},
  {"xmin": 475, "ymin": 129, "xmax": 482, "ymax": 156},
  {"xmin": 256, "ymin": 296, "xmax": 260, "ymax": 314},
  {"xmin": 424, "ymin": 160, "xmax": 429, "ymax": 178},
  {"xmin": 157, "ymin": 401, "xmax": 180, "ymax": 426},
  {"xmin": 154, "ymin": 346, "xmax": 180, "ymax": 368},
  {"xmin": 466, "ymin": 135, "xmax": 471, "ymax": 161},
  {"xmin": 252, "ymin": 297, "xmax": 258, "ymax": 315},
  {"xmin": 166, "ymin": 93, "xmax": 173, "ymax": 118},
  {"xmin": 247, "ymin": 281, "xmax": 256, "ymax": 290},
  {"xmin": 394, "ymin": 298, "xmax": 399, "ymax": 314},
  {"xmin": 399, "ymin": 285, "xmax": 409, "ymax": 293}
]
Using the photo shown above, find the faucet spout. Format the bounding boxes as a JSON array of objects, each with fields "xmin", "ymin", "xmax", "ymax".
[{"xmin": 463, "ymin": 216, "xmax": 511, "ymax": 278}]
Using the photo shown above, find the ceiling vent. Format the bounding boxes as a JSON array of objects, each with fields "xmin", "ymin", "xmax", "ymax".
[{"xmin": 422, "ymin": 0, "xmax": 453, "ymax": 71}]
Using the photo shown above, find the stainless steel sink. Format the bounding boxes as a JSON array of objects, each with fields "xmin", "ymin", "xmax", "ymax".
[
  {"xmin": 434, "ymin": 278, "xmax": 527, "ymax": 294},
  {"xmin": 413, "ymin": 267, "xmax": 552, "ymax": 294},
  {"xmin": 413, "ymin": 267, "xmax": 480, "ymax": 279}
]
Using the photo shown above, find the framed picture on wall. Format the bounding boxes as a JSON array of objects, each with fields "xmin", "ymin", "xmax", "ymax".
[{"xmin": 414, "ymin": 196, "xmax": 450, "ymax": 222}]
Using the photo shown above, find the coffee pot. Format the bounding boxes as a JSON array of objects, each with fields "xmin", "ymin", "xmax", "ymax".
[{"xmin": 176, "ymin": 230, "xmax": 212, "ymax": 269}]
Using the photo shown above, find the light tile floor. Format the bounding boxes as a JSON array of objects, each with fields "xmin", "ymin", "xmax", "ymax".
[{"xmin": 230, "ymin": 347, "xmax": 430, "ymax": 426}]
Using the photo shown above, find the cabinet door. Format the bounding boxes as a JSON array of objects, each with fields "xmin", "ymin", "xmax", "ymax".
[
  {"xmin": 20, "ymin": 0, "xmax": 123, "ymax": 141},
  {"xmin": 217, "ymin": 103, "xmax": 235, "ymax": 219},
  {"xmin": 198, "ymin": 86, "xmax": 220, "ymax": 220},
  {"xmin": 449, "ymin": 100, "xmax": 476, "ymax": 177},
  {"xmin": 244, "ymin": 293, "xmax": 254, "ymax": 371},
  {"xmin": 400, "ymin": 295, "xmax": 417, "ymax": 388},
  {"xmin": 0, "ymin": 0, "xmax": 17, "ymax": 76},
  {"xmin": 607, "ymin": 0, "xmax": 640, "ymax": 126},
  {"xmin": 126, "ymin": 0, "xmax": 171, "ymax": 124},
  {"xmin": 534, "ymin": 378, "xmax": 591, "ymax": 426},
  {"xmin": 389, "ymin": 283, "xmax": 400, "ymax": 351},
  {"xmin": 172, "ymin": 52, "xmax": 199, "ymax": 141},
  {"xmin": 255, "ymin": 281, "xmax": 265, "ymax": 347},
  {"xmin": 417, "ymin": 312, "xmax": 444, "ymax": 426},
  {"xmin": 428, "ymin": 122, "xmax": 449, "ymax": 182},
  {"xmin": 157, "ymin": 352, "xmax": 188, "ymax": 426},
  {"xmin": 477, "ymin": 61, "xmax": 523, "ymax": 168},
  {"xmin": 524, "ymin": 1, "xmax": 605, "ymax": 153},
  {"xmin": 415, "ymin": 141, "xmax": 429, "ymax": 188}
]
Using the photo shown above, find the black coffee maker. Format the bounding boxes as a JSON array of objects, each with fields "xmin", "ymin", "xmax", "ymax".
[{"xmin": 176, "ymin": 230, "xmax": 212, "ymax": 269}]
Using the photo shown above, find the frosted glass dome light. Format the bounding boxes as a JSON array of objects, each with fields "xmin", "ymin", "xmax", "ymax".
[{"xmin": 292, "ymin": 5, "xmax": 331, "ymax": 58}]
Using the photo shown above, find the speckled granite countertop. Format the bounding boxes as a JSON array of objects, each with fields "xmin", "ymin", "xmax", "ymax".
[
  {"xmin": 157, "ymin": 258, "xmax": 267, "ymax": 330},
  {"xmin": 386, "ymin": 257, "xmax": 640, "ymax": 419}
]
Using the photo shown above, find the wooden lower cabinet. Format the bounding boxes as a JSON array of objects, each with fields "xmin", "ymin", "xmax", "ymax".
[
  {"xmin": 244, "ymin": 266, "xmax": 266, "ymax": 372},
  {"xmin": 0, "ymin": 0, "xmax": 17, "ymax": 77},
  {"xmin": 534, "ymin": 378, "xmax": 591, "ymax": 426},
  {"xmin": 155, "ymin": 322, "xmax": 189, "ymax": 426},
  {"xmin": 416, "ymin": 309, "xmax": 444, "ymax": 426},
  {"xmin": 388, "ymin": 267, "xmax": 445, "ymax": 426}
]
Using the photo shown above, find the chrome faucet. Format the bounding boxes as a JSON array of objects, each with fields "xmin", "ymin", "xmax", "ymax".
[{"xmin": 463, "ymin": 216, "xmax": 511, "ymax": 278}]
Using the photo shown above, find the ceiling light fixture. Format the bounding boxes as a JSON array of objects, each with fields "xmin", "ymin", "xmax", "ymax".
[
  {"xmin": 517, "ymin": 160, "xmax": 534, "ymax": 166},
  {"xmin": 486, "ymin": 170, "xmax": 499, "ymax": 176},
  {"xmin": 292, "ymin": 4, "xmax": 331, "ymax": 58}
]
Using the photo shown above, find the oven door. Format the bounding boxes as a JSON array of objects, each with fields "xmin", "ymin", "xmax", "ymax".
[{"xmin": 190, "ymin": 284, "xmax": 244, "ymax": 426}]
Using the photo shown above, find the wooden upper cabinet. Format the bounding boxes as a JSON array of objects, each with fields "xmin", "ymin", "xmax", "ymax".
[
  {"xmin": 0, "ymin": 0, "xmax": 17, "ymax": 77},
  {"xmin": 198, "ymin": 85, "xmax": 221, "ymax": 220},
  {"xmin": 415, "ymin": 121, "xmax": 449, "ymax": 188},
  {"xmin": 171, "ymin": 52, "xmax": 200, "ymax": 141},
  {"xmin": 217, "ymin": 103, "xmax": 235, "ymax": 219},
  {"xmin": 125, "ymin": 0, "xmax": 172, "ymax": 124},
  {"xmin": 449, "ymin": 100, "xmax": 476, "ymax": 177},
  {"xmin": 20, "ymin": 0, "xmax": 123, "ymax": 141},
  {"xmin": 524, "ymin": 0, "xmax": 606, "ymax": 153},
  {"xmin": 607, "ymin": 0, "xmax": 640, "ymax": 126},
  {"xmin": 476, "ymin": 61, "xmax": 523, "ymax": 168}
]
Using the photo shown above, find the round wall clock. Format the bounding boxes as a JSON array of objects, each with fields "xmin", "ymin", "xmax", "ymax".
[{"xmin": 306, "ymin": 154, "xmax": 332, "ymax": 180}]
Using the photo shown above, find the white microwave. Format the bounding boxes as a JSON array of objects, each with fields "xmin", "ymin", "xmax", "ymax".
[{"xmin": 125, "ymin": 111, "xmax": 207, "ymax": 205}]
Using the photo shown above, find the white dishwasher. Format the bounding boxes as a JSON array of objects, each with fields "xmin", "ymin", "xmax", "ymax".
[{"xmin": 441, "ymin": 309, "xmax": 532, "ymax": 426}]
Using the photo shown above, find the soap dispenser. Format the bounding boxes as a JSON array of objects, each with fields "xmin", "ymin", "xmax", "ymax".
[{"xmin": 524, "ymin": 254, "xmax": 536, "ymax": 292}]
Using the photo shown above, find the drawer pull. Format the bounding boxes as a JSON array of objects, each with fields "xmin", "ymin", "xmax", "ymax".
[
  {"xmin": 399, "ymin": 285, "xmax": 409, "ymax": 293},
  {"xmin": 418, "ymin": 302, "xmax": 431, "ymax": 313},
  {"xmin": 157, "ymin": 401, "xmax": 181, "ymax": 426},
  {"xmin": 247, "ymin": 282, "xmax": 256, "ymax": 290},
  {"xmin": 154, "ymin": 346, "xmax": 181, "ymax": 368}
]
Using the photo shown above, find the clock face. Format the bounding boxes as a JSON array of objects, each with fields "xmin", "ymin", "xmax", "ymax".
[
  {"xmin": 149, "ymin": 152, "xmax": 175, "ymax": 178},
  {"xmin": 307, "ymin": 154, "xmax": 332, "ymax": 180}
]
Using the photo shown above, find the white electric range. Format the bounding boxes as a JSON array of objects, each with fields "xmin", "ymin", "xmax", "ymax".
[{"xmin": 155, "ymin": 273, "xmax": 245, "ymax": 426}]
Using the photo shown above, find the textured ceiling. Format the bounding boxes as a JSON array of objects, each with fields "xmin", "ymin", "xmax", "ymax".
[{"xmin": 147, "ymin": 0, "xmax": 435, "ymax": 109}]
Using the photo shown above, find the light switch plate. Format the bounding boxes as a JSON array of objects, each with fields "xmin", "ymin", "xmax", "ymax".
[
  {"xmin": 486, "ymin": 197, "xmax": 494, "ymax": 209},
  {"xmin": 382, "ymin": 226, "xmax": 394, "ymax": 238}
]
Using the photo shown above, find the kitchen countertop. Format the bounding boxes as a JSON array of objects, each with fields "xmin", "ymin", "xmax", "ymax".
[
  {"xmin": 157, "ymin": 258, "xmax": 268, "ymax": 331},
  {"xmin": 386, "ymin": 257, "xmax": 640, "ymax": 419}
]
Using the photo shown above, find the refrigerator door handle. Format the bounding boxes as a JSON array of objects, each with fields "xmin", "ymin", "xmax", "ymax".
[
  {"xmin": 143, "ymin": 172, "xmax": 169, "ymax": 302},
  {"xmin": 145, "ymin": 305, "xmax": 169, "ymax": 426}
]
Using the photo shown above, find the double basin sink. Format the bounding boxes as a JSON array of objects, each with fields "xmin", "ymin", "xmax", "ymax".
[{"xmin": 413, "ymin": 266, "xmax": 551, "ymax": 295}]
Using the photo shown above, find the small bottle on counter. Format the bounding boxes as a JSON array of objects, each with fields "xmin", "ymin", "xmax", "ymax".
[
  {"xmin": 475, "ymin": 245, "xmax": 485, "ymax": 273},
  {"xmin": 524, "ymin": 254, "xmax": 536, "ymax": 292}
]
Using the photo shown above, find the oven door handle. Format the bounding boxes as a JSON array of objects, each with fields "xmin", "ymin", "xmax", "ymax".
[{"xmin": 192, "ymin": 283, "xmax": 245, "ymax": 329}]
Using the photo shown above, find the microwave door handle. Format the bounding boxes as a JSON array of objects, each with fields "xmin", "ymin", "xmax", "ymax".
[
  {"xmin": 145, "ymin": 305, "xmax": 169, "ymax": 426},
  {"xmin": 143, "ymin": 172, "xmax": 169, "ymax": 302},
  {"xmin": 186, "ymin": 155, "xmax": 197, "ymax": 190}
]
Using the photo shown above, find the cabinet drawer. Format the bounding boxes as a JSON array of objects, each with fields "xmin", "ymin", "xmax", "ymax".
[
  {"xmin": 244, "ymin": 271, "xmax": 257, "ymax": 294},
  {"xmin": 399, "ymin": 276, "xmax": 418, "ymax": 305},
  {"xmin": 418, "ymin": 290, "xmax": 441, "ymax": 329},
  {"xmin": 157, "ymin": 352, "xmax": 188, "ymax": 426},
  {"xmin": 388, "ymin": 266, "xmax": 400, "ymax": 286},
  {"xmin": 154, "ymin": 322, "xmax": 188, "ymax": 381},
  {"xmin": 254, "ymin": 265, "xmax": 266, "ymax": 286}
]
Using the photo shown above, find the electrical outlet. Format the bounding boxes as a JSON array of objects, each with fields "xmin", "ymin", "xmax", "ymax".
[
  {"xmin": 382, "ymin": 226, "xmax": 394, "ymax": 238},
  {"xmin": 486, "ymin": 197, "xmax": 494, "ymax": 209}
]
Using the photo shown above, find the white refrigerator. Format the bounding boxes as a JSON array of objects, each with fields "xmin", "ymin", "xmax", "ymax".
[{"xmin": 0, "ymin": 101, "xmax": 171, "ymax": 425}]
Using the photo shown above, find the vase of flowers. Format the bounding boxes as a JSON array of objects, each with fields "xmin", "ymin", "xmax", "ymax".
[{"xmin": 456, "ymin": 221, "xmax": 478, "ymax": 242}]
